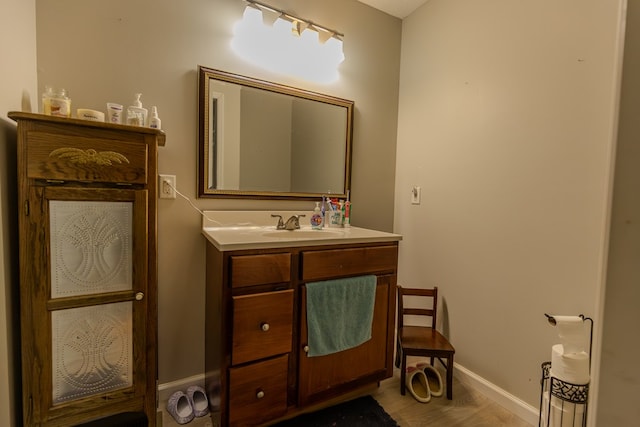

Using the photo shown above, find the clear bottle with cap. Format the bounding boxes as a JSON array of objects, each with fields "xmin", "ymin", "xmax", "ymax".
[
  {"xmin": 42, "ymin": 86, "xmax": 53, "ymax": 115},
  {"xmin": 126, "ymin": 93, "xmax": 148, "ymax": 127},
  {"xmin": 149, "ymin": 106, "xmax": 161, "ymax": 129}
]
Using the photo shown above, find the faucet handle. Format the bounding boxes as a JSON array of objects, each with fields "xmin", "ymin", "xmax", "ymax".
[{"xmin": 271, "ymin": 214, "xmax": 284, "ymax": 229}]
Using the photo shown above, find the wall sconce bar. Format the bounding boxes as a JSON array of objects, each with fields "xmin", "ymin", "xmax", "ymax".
[{"xmin": 244, "ymin": 0, "xmax": 344, "ymax": 39}]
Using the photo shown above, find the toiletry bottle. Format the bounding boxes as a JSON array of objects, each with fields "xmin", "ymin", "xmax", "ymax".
[
  {"xmin": 149, "ymin": 106, "xmax": 161, "ymax": 129},
  {"xmin": 49, "ymin": 88, "xmax": 71, "ymax": 118},
  {"xmin": 126, "ymin": 93, "xmax": 148, "ymax": 127},
  {"xmin": 311, "ymin": 202, "xmax": 323, "ymax": 230},
  {"xmin": 42, "ymin": 86, "xmax": 53, "ymax": 115},
  {"xmin": 343, "ymin": 199, "xmax": 351, "ymax": 227},
  {"xmin": 107, "ymin": 102, "xmax": 123, "ymax": 124},
  {"xmin": 339, "ymin": 200, "xmax": 345, "ymax": 226}
]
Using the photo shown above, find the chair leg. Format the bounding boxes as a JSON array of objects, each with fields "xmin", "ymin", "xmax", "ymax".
[
  {"xmin": 394, "ymin": 340, "xmax": 401, "ymax": 369},
  {"xmin": 446, "ymin": 354, "xmax": 454, "ymax": 400},
  {"xmin": 400, "ymin": 354, "xmax": 407, "ymax": 396}
]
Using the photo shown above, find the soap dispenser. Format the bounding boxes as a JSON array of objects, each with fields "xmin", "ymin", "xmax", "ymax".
[
  {"xmin": 311, "ymin": 202, "xmax": 323, "ymax": 230},
  {"xmin": 126, "ymin": 93, "xmax": 148, "ymax": 127}
]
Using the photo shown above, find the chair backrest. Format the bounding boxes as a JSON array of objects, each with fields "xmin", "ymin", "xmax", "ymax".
[{"xmin": 397, "ymin": 285, "xmax": 438, "ymax": 330}]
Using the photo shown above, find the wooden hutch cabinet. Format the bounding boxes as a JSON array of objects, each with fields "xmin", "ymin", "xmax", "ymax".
[{"xmin": 9, "ymin": 112, "xmax": 165, "ymax": 426}]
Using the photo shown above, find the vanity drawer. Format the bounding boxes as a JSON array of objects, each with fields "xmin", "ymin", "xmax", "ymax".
[
  {"xmin": 232, "ymin": 289, "xmax": 294, "ymax": 365},
  {"xmin": 230, "ymin": 253, "xmax": 291, "ymax": 288},
  {"xmin": 301, "ymin": 245, "xmax": 398, "ymax": 281},
  {"xmin": 26, "ymin": 131, "xmax": 148, "ymax": 184},
  {"xmin": 228, "ymin": 355, "xmax": 288, "ymax": 426}
]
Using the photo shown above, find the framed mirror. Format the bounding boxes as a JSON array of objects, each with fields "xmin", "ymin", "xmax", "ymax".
[{"xmin": 198, "ymin": 66, "xmax": 354, "ymax": 199}]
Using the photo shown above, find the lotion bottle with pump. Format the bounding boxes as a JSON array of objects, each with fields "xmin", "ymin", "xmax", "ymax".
[
  {"xmin": 149, "ymin": 106, "xmax": 161, "ymax": 129},
  {"xmin": 126, "ymin": 93, "xmax": 148, "ymax": 127}
]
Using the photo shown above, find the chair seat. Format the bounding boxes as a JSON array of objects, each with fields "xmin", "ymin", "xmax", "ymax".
[{"xmin": 399, "ymin": 326, "xmax": 455, "ymax": 354}]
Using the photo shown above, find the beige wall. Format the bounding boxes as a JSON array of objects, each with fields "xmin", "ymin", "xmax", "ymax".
[
  {"xmin": 597, "ymin": 1, "xmax": 640, "ymax": 425},
  {"xmin": 35, "ymin": 0, "xmax": 401, "ymax": 386},
  {"xmin": 9, "ymin": 0, "xmax": 636, "ymax": 424},
  {"xmin": 394, "ymin": 0, "xmax": 625, "ymax": 421},
  {"xmin": 1, "ymin": 0, "xmax": 37, "ymax": 424}
]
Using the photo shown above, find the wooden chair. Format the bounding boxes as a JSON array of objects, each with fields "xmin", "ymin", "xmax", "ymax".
[{"xmin": 395, "ymin": 285, "xmax": 455, "ymax": 399}]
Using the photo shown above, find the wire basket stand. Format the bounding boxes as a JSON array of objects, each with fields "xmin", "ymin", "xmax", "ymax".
[{"xmin": 539, "ymin": 314, "xmax": 593, "ymax": 427}]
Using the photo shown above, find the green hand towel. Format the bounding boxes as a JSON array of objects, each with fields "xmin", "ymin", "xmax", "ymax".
[{"xmin": 306, "ymin": 275, "xmax": 377, "ymax": 357}]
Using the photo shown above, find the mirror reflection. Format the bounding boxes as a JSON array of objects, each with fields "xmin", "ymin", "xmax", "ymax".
[{"xmin": 198, "ymin": 66, "xmax": 354, "ymax": 199}]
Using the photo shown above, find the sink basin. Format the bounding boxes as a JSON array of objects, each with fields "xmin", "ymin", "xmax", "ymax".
[
  {"xmin": 261, "ymin": 230, "xmax": 344, "ymax": 239},
  {"xmin": 201, "ymin": 210, "xmax": 402, "ymax": 251}
]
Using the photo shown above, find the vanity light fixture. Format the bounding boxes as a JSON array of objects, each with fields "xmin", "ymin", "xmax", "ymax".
[{"xmin": 231, "ymin": 0, "xmax": 345, "ymax": 83}]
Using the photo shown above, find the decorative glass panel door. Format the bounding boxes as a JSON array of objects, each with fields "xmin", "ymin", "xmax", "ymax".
[{"xmin": 30, "ymin": 186, "xmax": 148, "ymax": 420}]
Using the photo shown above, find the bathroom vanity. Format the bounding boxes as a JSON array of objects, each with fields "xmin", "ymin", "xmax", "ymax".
[{"xmin": 202, "ymin": 212, "xmax": 402, "ymax": 426}]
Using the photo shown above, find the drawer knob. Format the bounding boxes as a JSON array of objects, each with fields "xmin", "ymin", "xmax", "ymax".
[
  {"xmin": 256, "ymin": 389, "xmax": 265, "ymax": 399},
  {"xmin": 260, "ymin": 322, "xmax": 270, "ymax": 332},
  {"xmin": 135, "ymin": 292, "xmax": 144, "ymax": 301},
  {"xmin": 303, "ymin": 345, "xmax": 309, "ymax": 353}
]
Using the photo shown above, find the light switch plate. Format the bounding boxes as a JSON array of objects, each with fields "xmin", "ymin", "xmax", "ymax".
[{"xmin": 411, "ymin": 186, "xmax": 421, "ymax": 205}]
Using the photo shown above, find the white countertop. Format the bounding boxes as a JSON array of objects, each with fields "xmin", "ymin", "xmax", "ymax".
[{"xmin": 201, "ymin": 210, "xmax": 402, "ymax": 251}]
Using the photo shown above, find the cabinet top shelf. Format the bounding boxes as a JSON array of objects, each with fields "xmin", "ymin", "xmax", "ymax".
[{"xmin": 8, "ymin": 111, "xmax": 166, "ymax": 146}]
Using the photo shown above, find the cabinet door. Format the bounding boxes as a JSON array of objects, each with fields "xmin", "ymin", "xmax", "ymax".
[
  {"xmin": 20, "ymin": 186, "xmax": 150, "ymax": 426},
  {"xmin": 298, "ymin": 275, "xmax": 391, "ymax": 405}
]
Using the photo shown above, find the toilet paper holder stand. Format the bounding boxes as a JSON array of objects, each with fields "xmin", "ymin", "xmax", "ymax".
[{"xmin": 539, "ymin": 314, "xmax": 593, "ymax": 427}]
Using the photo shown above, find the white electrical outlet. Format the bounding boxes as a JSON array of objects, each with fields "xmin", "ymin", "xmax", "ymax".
[
  {"xmin": 411, "ymin": 186, "xmax": 421, "ymax": 205},
  {"xmin": 159, "ymin": 174, "xmax": 176, "ymax": 199}
]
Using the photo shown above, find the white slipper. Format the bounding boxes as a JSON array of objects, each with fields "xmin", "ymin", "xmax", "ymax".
[
  {"xmin": 187, "ymin": 385, "xmax": 210, "ymax": 417},
  {"xmin": 417, "ymin": 362, "xmax": 444, "ymax": 397},
  {"xmin": 166, "ymin": 390, "xmax": 195, "ymax": 424},
  {"xmin": 406, "ymin": 366, "xmax": 431, "ymax": 403}
]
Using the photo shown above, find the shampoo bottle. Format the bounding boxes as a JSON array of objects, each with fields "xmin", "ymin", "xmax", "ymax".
[
  {"xmin": 126, "ymin": 93, "xmax": 148, "ymax": 127},
  {"xmin": 311, "ymin": 202, "xmax": 323, "ymax": 230},
  {"xmin": 149, "ymin": 106, "xmax": 161, "ymax": 129}
]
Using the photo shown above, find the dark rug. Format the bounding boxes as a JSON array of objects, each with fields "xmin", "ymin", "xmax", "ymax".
[{"xmin": 272, "ymin": 395, "xmax": 399, "ymax": 427}]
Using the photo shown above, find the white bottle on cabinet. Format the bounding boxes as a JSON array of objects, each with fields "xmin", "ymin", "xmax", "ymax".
[{"xmin": 149, "ymin": 106, "xmax": 161, "ymax": 129}]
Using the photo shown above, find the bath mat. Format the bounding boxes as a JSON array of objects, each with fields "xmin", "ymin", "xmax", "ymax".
[{"xmin": 271, "ymin": 395, "xmax": 398, "ymax": 427}]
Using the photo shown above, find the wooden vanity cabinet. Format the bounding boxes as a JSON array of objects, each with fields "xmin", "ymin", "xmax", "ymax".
[
  {"xmin": 9, "ymin": 112, "xmax": 165, "ymax": 426},
  {"xmin": 205, "ymin": 241, "xmax": 398, "ymax": 427}
]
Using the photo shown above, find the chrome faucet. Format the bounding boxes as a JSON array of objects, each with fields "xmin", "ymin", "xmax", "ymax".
[
  {"xmin": 284, "ymin": 214, "xmax": 305, "ymax": 230},
  {"xmin": 271, "ymin": 214, "xmax": 284, "ymax": 229},
  {"xmin": 272, "ymin": 214, "xmax": 306, "ymax": 230}
]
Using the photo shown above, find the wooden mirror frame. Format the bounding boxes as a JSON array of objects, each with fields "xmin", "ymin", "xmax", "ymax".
[{"xmin": 198, "ymin": 66, "xmax": 354, "ymax": 199}]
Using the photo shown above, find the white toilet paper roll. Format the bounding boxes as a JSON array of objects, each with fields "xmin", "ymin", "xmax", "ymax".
[
  {"xmin": 550, "ymin": 344, "xmax": 590, "ymax": 385},
  {"xmin": 549, "ymin": 315, "xmax": 586, "ymax": 354}
]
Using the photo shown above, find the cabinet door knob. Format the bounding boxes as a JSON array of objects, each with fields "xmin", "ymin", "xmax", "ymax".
[
  {"xmin": 303, "ymin": 345, "xmax": 309, "ymax": 353},
  {"xmin": 260, "ymin": 322, "xmax": 270, "ymax": 332},
  {"xmin": 256, "ymin": 389, "xmax": 265, "ymax": 399},
  {"xmin": 135, "ymin": 292, "xmax": 144, "ymax": 301}
]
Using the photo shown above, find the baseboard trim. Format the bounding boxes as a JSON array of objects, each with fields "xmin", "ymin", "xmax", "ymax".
[
  {"xmin": 157, "ymin": 373, "xmax": 205, "ymax": 404},
  {"xmin": 454, "ymin": 363, "xmax": 539, "ymax": 426},
  {"xmin": 158, "ymin": 366, "xmax": 540, "ymax": 425}
]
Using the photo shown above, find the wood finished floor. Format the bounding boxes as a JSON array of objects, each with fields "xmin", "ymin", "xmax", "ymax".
[
  {"xmin": 159, "ymin": 366, "xmax": 533, "ymax": 427},
  {"xmin": 371, "ymin": 366, "xmax": 532, "ymax": 426}
]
